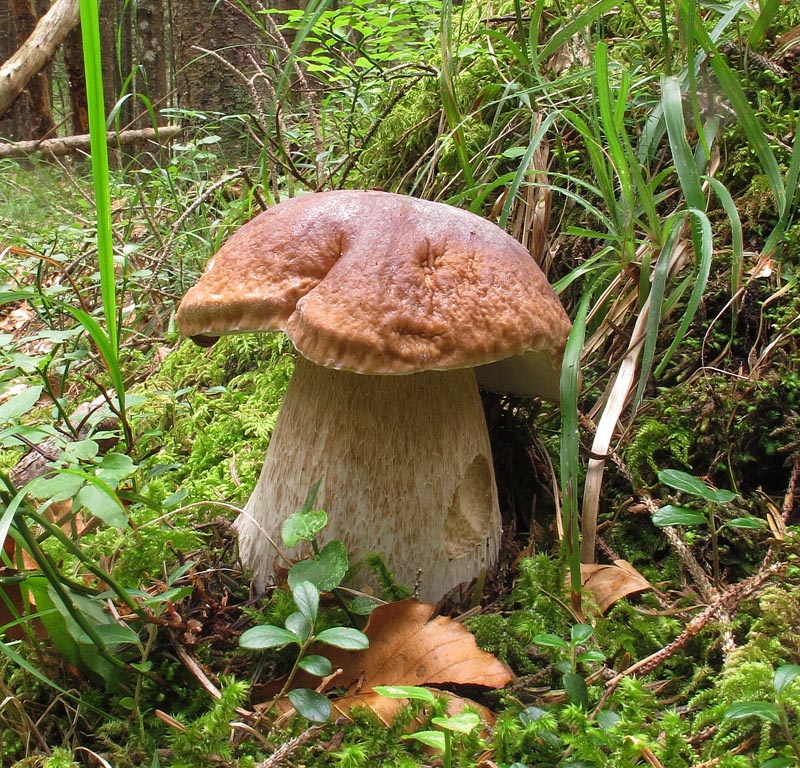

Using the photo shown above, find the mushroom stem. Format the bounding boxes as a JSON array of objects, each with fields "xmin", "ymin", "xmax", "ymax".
[{"xmin": 235, "ymin": 355, "xmax": 501, "ymax": 601}]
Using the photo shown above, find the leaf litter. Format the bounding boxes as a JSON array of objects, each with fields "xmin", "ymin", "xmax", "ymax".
[{"xmin": 253, "ymin": 598, "xmax": 514, "ymax": 723}]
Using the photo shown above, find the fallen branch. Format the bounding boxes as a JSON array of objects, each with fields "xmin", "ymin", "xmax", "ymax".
[
  {"xmin": 600, "ymin": 560, "xmax": 783, "ymax": 700},
  {"xmin": 0, "ymin": 125, "xmax": 183, "ymax": 158},
  {"xmin": 0, "ymin": 0, "xmax": 80, "ymax": 119}
]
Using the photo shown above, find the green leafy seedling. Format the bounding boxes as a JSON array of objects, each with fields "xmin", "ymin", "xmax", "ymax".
[
  {"xmin": 376, "ymin": 685, "xmax": 483, "ymax": 766},
  {"xmin": 280, "ymin": 481, "xmax": 350, "ymax": 593},
  {"xmin": 654, "ymin": 469, "xmax": 765, "ymax": 586},
  {"xmin": 533, "ymin": 623, "xmax": 605, "ymax": 709},
  {"xmin": 239, "ymin": 579, "xmax": 368, "ymax": 722},
  {"xmin": 403, "ymin": 711, "xmax": 481, "ymax": 768},
  {"xmin": 724, "ymin": 664, "xmax": 800, "ymax": 766}
]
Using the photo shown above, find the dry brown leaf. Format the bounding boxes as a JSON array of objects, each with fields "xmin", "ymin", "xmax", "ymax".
[
  {"xmin": 252, "ymin": 599, "xmax": 513, "ymax": 718},
  {"xmin": 749, "ymin": 251, "xmax": 774, "ymax": 279},
  {"xmin": 322, "ymin": 599, "xmax": 514, "ymax": 692},
  {"xmin": 580, "ymin": 560, "xmax": 652, "ymax": 613}
]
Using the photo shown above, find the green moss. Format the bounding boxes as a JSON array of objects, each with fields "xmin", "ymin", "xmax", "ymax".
[
  {"xmin": 511, "ymin": 554, "xmax": 571, "ymax": 636},
  {"xmin": 140, "ymin": 334, "xmax": 295, "ymax": 510},
  {"xmin": 686, "ymin": 583, "xmax": 800, "ymax": 762},
  {"xmin": 594, "ymin": 599, "xmax": 684, "ymax": 670},
  {"xmin": 624, "ymin": 418, "xmax": 693, "ymax": 490},
  {"xmin": 465, "ymin": 612, "xmax": 535, "ymax": 674},
  {"xmin": 168, "ymin": 678, "xmax": 252, "ymax": 768}
]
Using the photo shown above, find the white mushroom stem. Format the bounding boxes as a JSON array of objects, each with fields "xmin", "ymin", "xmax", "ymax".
[{"xmin": 235, "ymin": 355, "xmax": 501, "ymax": 602}]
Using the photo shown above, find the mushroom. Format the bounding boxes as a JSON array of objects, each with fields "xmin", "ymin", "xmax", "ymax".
[{"xmin": 175, "ymin": 190, "xmax": 571, "ymax": 601}]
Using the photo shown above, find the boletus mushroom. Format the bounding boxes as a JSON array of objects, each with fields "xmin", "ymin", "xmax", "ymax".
[{"xmin": 176, "ymin": 190, "xmax": 571, "ymax": 601}]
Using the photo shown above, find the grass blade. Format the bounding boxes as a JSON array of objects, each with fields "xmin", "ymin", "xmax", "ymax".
[
  {"xmin": 662, "ymin": 75, "xmax": 704, "ymax": 212},
  {"xmin": 747, "ymin": 0, "xmax": 780, "ymax": 48},
  {"xmin": 539, "ymin": 0, "xmax": 618, "ymax": 62},
  {"xmin": 595, "ymin": 43, "xmax": 633, "ymax": 221},
  {"xmin": 702, "ymin": 44, "xmax": 785, "ymax": 216},
  {"xmin": 705, "ymin": 176, "xmax": 743, "ymax": 298},
  {"xmin": 654, "ymin": 208, "xmax": 714, "ymax": 377},
  {"xmin": 560, "ymin": 290, "xmax": 593, "ymax": 618},
  {"xmin": 440, "ymin": 0, "xmax": 475, "ymax": 188},
  {"xmin": 0, "ymin": 638, "xmax": 111, "ymax": 717},
  {"xmin": 631, "ymin": 216, "xmax": 683, "ymax": 414},
  {"xmin": 498, "ymin": 112, "xmax": 558, "ymax": 228},
  {"xmin": 79, "ymin": 0, "xmax": 117, "ymax": 353},
  {"xmin": 763, "ymin": 124, "xmax": 800, "ymax": 258}
]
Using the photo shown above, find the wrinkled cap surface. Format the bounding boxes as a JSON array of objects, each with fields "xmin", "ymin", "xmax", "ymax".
[{"xmin": 176, "ymin": 190, "xmax": 571, "ymax": 398}]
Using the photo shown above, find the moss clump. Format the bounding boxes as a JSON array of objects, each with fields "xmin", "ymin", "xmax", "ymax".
[
  {"xmin": 87, "ymin": 514, "xmax": 205, "ymax": 587},
  {"xmin": 465, "ymin": 612, "xmax": 535, "ymax": 674},
  {"xmin": 686, "ymin": 582, "xmax": 800, "ymax": 762},
  {"xmin": 467, "ymin": 555, "xmax": 584, "ymax": 676},
  {"xmin": 622, "ymin": 368, "xmax": 800, "ymax": 498},
  {"xmin": 140, "ymin": 333, "xmax": 295, "ymax": 510}
]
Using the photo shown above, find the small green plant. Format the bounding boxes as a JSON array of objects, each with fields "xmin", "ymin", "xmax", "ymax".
[
  {"xmin": 376, "ymin": 685, "xmax": 482, "ymax": 768},
  {"xmin": 724, "ymin": 664, "xmax": 800, "ymax": 767},
  {"xmin": 44, "ymin": 747, "xmax": 80, "ymax": 768},
  {"xmin": 239, "ymin": 579, "xmax": 368, "ymax": 722},
  {"xmin": 277, "ymin": 483, "xmax": 378, "ymax": 616},
  {"xmin": 280, "ymin": 498, "xmax": 349, "ymax": 594},
  {"xmin": 240, "ymin": 490, "xmax": 369, "ymax": 722},
  {"xmin": 654, "ymin": 468, "xmax": 765, "ymax": 586},
  {"xmin": 533, "ymin": 623, "xmax": 605, "ymax": 709},
  {"xmin": 168, "ymin": 677, "xmax": 251, "ymax": 768}
]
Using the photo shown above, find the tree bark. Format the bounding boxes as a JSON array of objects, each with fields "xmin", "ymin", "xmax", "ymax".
[
  {"xmin": 132, "ymin": 0, "xmax": 168, "ymax": 126},
  {"xmin": 116, "ymin": 0, "xmax": 133, "ymax": 124},
  {"xmin": 10, "ymin": 0, "xmax": 55, "ymax": 138},
  {"xmin": 0, "ymin": 0, "xmax": 28, "ymax": 139},
  {"xmin": 0, "ymin": 124, "xmax": 182, "ymax": 157},
  {"xmin": 0, "ymin": 0, "xmax": 80, "ymax": 120},
  {"xmin": 98, "ymin": 0, "xmax": 120, "ymax": 118},
  {"xmin": 63, "ymin": 22, "xmax": 88, "ymax": 134},
  {"xmin": 170, "ymin": 0, "xmax": 260, "ymax": 137}
]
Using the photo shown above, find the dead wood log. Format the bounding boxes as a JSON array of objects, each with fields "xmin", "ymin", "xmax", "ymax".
[
  {"xmin": 0, "ymin": 124, "xmax": 183, "ymax": 158},
  {"xmin": 0, "ymin": 0, "xmax": 80, "ymax": 120}
]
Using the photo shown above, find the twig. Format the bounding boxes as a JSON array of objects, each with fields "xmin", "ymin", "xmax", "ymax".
[
  {"xmin": 580, "ymin": 414, "xmax": 716, "ymax": 602},
  {"xmin": 599, "ymin": 560, "xmax": 783, "ymax": 702},
  {"xmin": 171, "ymin": 638, "xmax": 254, "ymax": 719},
  {"xmin": 334, "ymin": 77, "xmax": 423, "ymax": 187},
  {"xmin": 254, "ymin": 725, "xmax": 324, "ymax": 768},
  {"xmin": 0, "ymin": 694, "xmax": 51, "ymax": 754},
  {"xmin": 143, "ymin": 168, "xmax": 247, "ymax": 294},
  {"xmin": 0, "ymin": 125, "xmax": 182, "ymax": 159}
]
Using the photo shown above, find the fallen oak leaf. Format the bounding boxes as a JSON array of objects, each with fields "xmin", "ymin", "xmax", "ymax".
[
  {"xmin": 320, "ymin": 598, "xmax": 514, "ymax": 692},
  {"xmin": 251, "ymin": 599, "xmax": 514, "ymax": 721},
  {"xmin": 580, "ymin": 559, "xmax": 652, "ymax": 613}
]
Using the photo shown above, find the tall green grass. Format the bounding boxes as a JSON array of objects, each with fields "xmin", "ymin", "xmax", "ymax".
[
  {"xmin": 0, "ymin": 0, "xmax": 141, "ymax": 695},
  {"xmin": 80, "ymin": 0, "xmax": 119, "ymax": 356}
]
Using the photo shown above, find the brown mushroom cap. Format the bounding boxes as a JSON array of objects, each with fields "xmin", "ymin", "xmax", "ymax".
[{"xmin": 176, "ymin": 190, "xmax": 571, "ymax": 398}]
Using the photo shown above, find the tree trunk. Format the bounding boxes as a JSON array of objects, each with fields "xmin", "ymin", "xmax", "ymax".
[
  {"xmin": 98, "ymin": 0, "xmax": 121, "ymax": 118},
  {"xmin": 115, "ymin": 0, "xmax": 133, "ymax": 125},
  {"xmin": 0, "ymin": 0, "xmax": 80, "ymax": 122},
  {"xmin": 170, "ymin": 0, "xmax": 260, "ymax": 142},
  {"xmin": 63, "ymin": 23, "xmax": 88, "ymax": 134},
  {"xmin": 132, "ymin": 0, "xmax": 168, "ymax": 127},
  {"xmin": 0, "ymin": 0, "xmax": 56, "ymax": 139},
  {"xmin": 10, "ymin": 0, "xmax": 55, "ymax": 138},
  {"xmin": 0, "ymin": 0, "xmax": 29, "ymax": 140}
]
